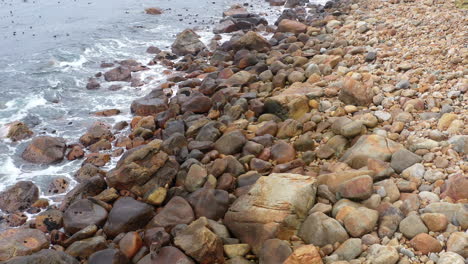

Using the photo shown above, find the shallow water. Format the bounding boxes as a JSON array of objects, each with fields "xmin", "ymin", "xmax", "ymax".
[{"xmin": 0, "ymin": 0, "xmax": 328, "ymax": 199}]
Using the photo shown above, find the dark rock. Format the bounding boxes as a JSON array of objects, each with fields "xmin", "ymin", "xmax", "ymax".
[
  {"xmin": 79, "ymin": 122, "xmax": 114, "ymax": 147},
  {"xmin": 104, "ymin": 66, "xmax": 132, "ymax": 82},
  {"xmin": 63, "ymin": 199, "xmax": 108, "ymax": 234},
  {"xmin": 60, "ymin": 176, "xmax": 107, "ymax": 211},
  {"xmin": 182, "ymin": 95, "xmax": 213, "ymax": 114},
  {"xmin": 187, "ymin": 188, "xmax": 230, "ymax": 220},
  {"xmin": 89, "ymin": 249, "xmax": 130, "ymax": 264},
  {"xmin": 104, "ymin": 197, "xmax": 155, "ymax": 238},
  {"xmin": 147, "ymin": 196, "xmax": 194, "ymax": 230},
  {"xmin": 137, "ymin": 247, "xmax": 194, "ymax": 264},
  {"xmin": 259, "ymin": 239, "xmax": 292, "ymax": 264},
  {"xmin": 0, "ymin": 181, "xmax": 39, "ymax": 213},
  {"xmin": 214, "ymin": 130, "xmax": 247, "ymax": 155}
]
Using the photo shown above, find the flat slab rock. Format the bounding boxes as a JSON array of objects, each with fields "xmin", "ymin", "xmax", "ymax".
[{"xmin": 224, "ymin": 173, "xmax": 317, "ymax": 253}]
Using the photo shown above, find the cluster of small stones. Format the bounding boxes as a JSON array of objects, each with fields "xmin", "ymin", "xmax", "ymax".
[{"xmin": 0, "ymin": 0, "xmax": 466, "ymax": 263}]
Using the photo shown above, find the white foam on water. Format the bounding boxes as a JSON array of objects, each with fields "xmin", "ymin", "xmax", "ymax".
[{"xmin": 0, "ymin": 95, "xmax": 48, "ymax": 124}]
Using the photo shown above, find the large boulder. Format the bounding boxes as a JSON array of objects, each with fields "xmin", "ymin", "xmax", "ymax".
[
  {"xmin": 106, "ymin": 140, "xmax": 168, "ymax": 192},
  {"xmin": 174, "ymin": 217, "xmax": 224, "ymax": 264},
  {"xmin": 171, "ymin": 29, "xmax": 207, "ymax": 56},
  {"xmin": 59, "ymin": 176, "xmax": 107, "ymax": 211},
  {"xmin": 2, "ymin": 249, "xmax": 79, "ymax": 264},
  {"xmin": 79, "ymin": 122, "xmax": 114, "ymax": 147},
  {"xmin": 277, "ymin": 19, "xmax": 307, "ymax": 34},
  {"xmin": 104, "ymin": 66, "xmax": 132, "ymax": 82},
  {"xmin": 103, "ymin": 197, "xmax": 155, "ymax": 238},
  {"xmin": 340, "ymin": 134, "xmax": 404, "ymax": 169},
  {"xmin": 130, "ymin": 89, "xmax": 169, "ymax": 116},
  {"xmin": 21, "ymin": 136, "xmax": 66, "ymax": 164},
  {"xmin": 0, "ymin": 228, "xmax": 49, "ymax": 261},
  {"xmin": 224, "ymin": 173, "xmax": 317, "ymax": 253},
  {"xmin": 5, "ymin": 121, "xmax": 33, "ymax": 142},
  {"xmin": 63, "ymin": 199, "xmax": 108, "ymax": 234},
  {"xmin": 0, "ymin": 181, "xmax": 39, "ymax": 213},
  {"xmin": 231, "ymin": 31, "xmax": 271, "ymax": 52}
]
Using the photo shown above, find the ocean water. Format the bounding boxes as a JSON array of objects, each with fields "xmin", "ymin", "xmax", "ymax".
[{"xmin": 0, "ymin": 0, "xmax": 328, "ymax": 199}]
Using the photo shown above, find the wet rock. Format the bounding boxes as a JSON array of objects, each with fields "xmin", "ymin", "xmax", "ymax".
[
  {"xmin": 187, "ymin": 188, "xmax": 229, "ymax": 220},
  {"xmin": 104, "ymin": 197, "xmax": 155, "ymax": 238},
  {"xmin": 344, "ymin": 207, "xmax": 379, "ymax": 237},
  {"xmin": 174, "ymin": 217, "xmax": 224, "ymax": 264},
  {"xmin": 259, "ymin": 239, "xmax": 292, "ymax": 264},
  {"xmin": 104, "ymin": 66, "xmax": 132, "ymax": 82},
  {"xmin": 283, "ymin": 244, "xmax": 322, "ymax": 264},
  {"xmin": 88, "ymin": 249, "xmax": 130, "ymax": 264},
  {"xmin": 214, "ymin": 130, "xmax": 247, "ymax": 155},
  {"xmin": 63, "ymin": 199, "xmax": 108, "ymax": 234},
  {"xmin": 107, "ymin": 140, "xmax": 168, "ymax": 191},
  {"xmin": 277, "ymin": 19, "xmax": 307, "ymax": 34},
  {"xmin": 21, "ymin": 136, "xmax": 66, "ymax": 164},
  {"xmin": 66, "ymin": 145, "xmax": 85, "ymax": 160},
  {"xmin": 399, "ymin": 213, "xmax": 428, "ymax": 239},
  {"xmin": 223, "ymin": 5, "xmax": 248, "ymax": 17},
  {"xmin": 131, "ymin": 95, "xmax": 168, "ymax": 116},
  {"xmin": 5, "ymin": 121, "xmax": 33, "ymax": 141},
  {"xmin": 147, "ymin": 196, "xmax": 194, "ymax": 230},
  {"xmin": 65, "ymin": 236, "xmax": 107, "ymax": 258},
  {"xmin": 390, "ymin": 149, "xmax": 422, "ymax": 173},
  {"xmin": 338, "ymin": 77, "xmax": 374, "ymax": 106},
  {"xmin": 171, "ymin": 29, "xmax": 206, "ymax": 56},
  {"xmin": 0, "ymin": 228, "xmax": 49, "ymax": 261},
  {"xmin": 2, "ymin": 249, "xmax": 79, "ymax": 264},
  {"xmin": 231, "ymin": 31, "xmax": 271, "ymax": 52},
  {"xmin": 225, "ymin": 173, "xmax": 316, "ymax": 253},
  {"xmin": 446, "ymin": 232, "xmax": 468, "ymax": 258},
  {"xmin": 410, "ymin": 233, "xmax": 442, "ymax": 254},
  {"xmin": 340, "ymin": 134, "xmax": 403, "ymax": 169},
  {"xmin": 74, "ymin": 164, "xmax": 106, "ymax": 183},
  {"xmin": 79, "ymin": 122, "xmax": 113, "ymax": 147},
  {"xmin": 35, "ymin": 209, "xmax": 63, "ymax": 233},
  {"xmin": 145, "ymin": 7, "xmax": 162, "ymax": 15},
  {"xmin": 60, "ymin": 176, "xmax": 107, "ymax": 211},
  {"xmin": 298, "ymin": 212, "xmax": 349, "ymax": 247},
  {"xmin": 0, "ymin": 181, "xmax": 39, "ymax": 213}
]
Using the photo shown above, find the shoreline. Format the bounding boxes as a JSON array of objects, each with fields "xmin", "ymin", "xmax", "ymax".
[{"xmin": 0, "ymin": 0, "xmax": 467, "ymax": 263}]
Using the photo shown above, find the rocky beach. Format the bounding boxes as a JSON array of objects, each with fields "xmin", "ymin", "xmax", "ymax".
[{"xmin": 0, "ymin": 0, "xmax": 467, "ymax": 263}]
